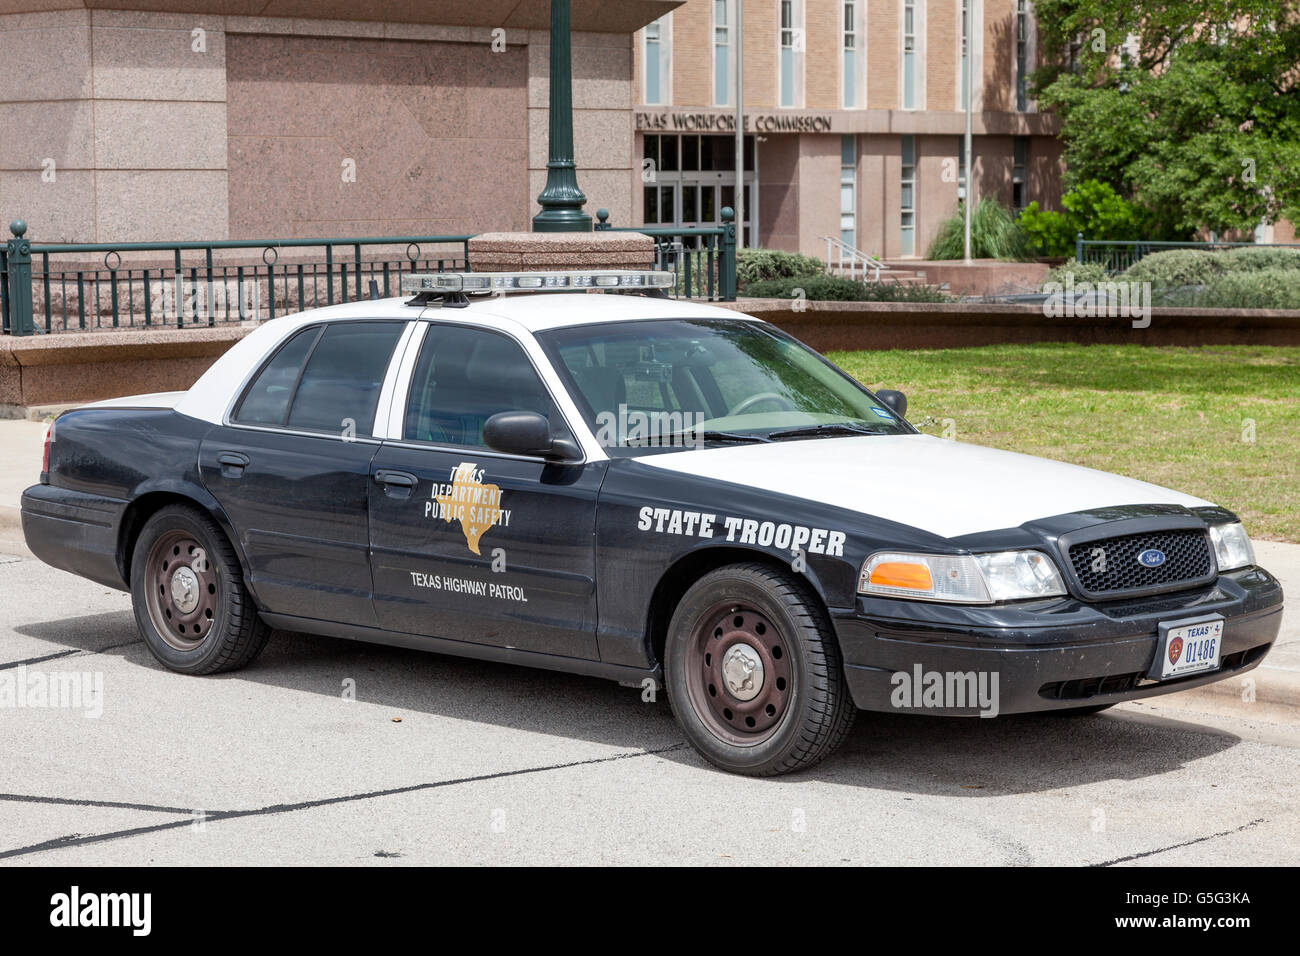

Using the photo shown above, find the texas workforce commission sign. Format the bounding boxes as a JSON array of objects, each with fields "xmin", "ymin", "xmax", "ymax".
[{"xmin": 635, "ymin": 111, "xmax": 834, "ymax": 133}]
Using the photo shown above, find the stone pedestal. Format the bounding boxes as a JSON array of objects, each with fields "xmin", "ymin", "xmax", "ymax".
[{"xmin": 468, "ymin": 232, "xmax": 655, "ymax": 272}]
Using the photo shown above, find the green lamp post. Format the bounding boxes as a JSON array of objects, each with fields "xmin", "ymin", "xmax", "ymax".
[{"xmin": 532, "ymin": 0, "xmax": 592, "ymax": 232}]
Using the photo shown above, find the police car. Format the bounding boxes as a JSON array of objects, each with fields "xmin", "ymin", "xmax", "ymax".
[{"xmin": 21, "ymin": 270, "xmax": 1284, "ymax": 776}]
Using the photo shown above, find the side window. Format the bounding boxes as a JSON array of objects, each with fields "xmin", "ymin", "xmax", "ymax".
[
  {"xmin": 233, "ymin": 326, "xmax": 321, "ymax": 426},
  {"xmin": 404, "ymin": 325, "xmax": 564, "ymax": 448},
  {"xmin": 285, "ymin": 322, "xmax": 405, "ymax": 436}
]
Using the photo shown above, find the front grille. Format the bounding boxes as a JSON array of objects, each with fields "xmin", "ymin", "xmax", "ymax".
[{"xmin": 1066, "ymin": 528, "xmax": 1214, "ymax": 598}]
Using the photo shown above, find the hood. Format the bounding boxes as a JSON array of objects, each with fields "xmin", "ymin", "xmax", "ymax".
[{"xmin": 639, "ymin": 434, "xmax": 1212, "ymax": 540}]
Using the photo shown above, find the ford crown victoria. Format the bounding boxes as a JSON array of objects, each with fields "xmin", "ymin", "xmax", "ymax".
[{"xmin": 21, "ymin": 270, "xmax": 1285, "ymax": 775}]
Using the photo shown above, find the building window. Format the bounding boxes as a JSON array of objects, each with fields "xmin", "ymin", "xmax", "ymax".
[
  {"xmin": 902, "ymin": 0, "xmax": 920, "ymax": 110},
  {"xmin": 714, "ymin": 0, "xmax": 732, "ymax": 106},
  {"xmin": 843, "ymin": 0, "xmax": 863, "ymax": 108},
  {"xmin": 841, "ymin": 136, "xmax": 857, "ymax": 249},
  {"xmin": 901, "ymin": 135, "xmax": 916, "ymax": 255},
  {"xmin": 780, "ymin": 0, "xmax": 803, "ymax": 107},
  {"xmin": 959, "ymin": 0, "xmax": 968, "ymax": 109},
  {"xmin": 643, "ymin": 16, "xmax": 672, "ymax": 105},
  {"xmin": 1016, "ymin": 0, "xmax": 1028, "ymax": 111},
  {"xmin": 957, "ymin": 139, "xmax": 967, "ymax": 200},
  {"xmin": 1012, "ymin": 137, "xmax": 1028, "ymax": 212}
]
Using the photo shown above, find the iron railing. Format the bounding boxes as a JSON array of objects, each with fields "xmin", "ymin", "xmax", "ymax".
[
  {"xmin": 594, "ymin": 206, "xmax": 737, "ymax": 301},
  {"xmin": 1075, "ymin": 233, "xmax": 1300, "ymax": 274},
  {"xmin": 821, "ymin": 235, "xmax": 887, "ymax": 282},
  {"xmin": 2, "ymin": 220, "xmax": 470, "ymax": 336}
]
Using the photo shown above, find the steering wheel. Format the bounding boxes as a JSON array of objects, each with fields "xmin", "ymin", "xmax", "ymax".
[{"xmin": 729, "ymin": 391, "xmax": 796, "ymax": 415}]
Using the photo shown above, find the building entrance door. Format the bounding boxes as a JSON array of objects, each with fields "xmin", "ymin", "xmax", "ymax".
[{"xmin": 643, "ymin": 134, "xmax": 757, "ymax": 246}]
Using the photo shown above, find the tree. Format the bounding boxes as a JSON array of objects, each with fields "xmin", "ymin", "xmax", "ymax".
[{"xmin": 1031, "ymin": 1, "xmax": 1300, "ymax": 236}]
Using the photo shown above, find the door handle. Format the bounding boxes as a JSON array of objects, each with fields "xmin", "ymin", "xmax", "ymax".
[
  {"xmin": 217, "ymin": 451, "xmax": 250, "ymax": 477},
  {"xmin": 375, "ymin": 470, "xmax": 418, "ymax": 498}
]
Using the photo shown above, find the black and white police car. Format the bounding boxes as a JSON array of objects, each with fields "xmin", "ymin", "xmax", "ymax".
[{"xmin": 21, "ymin": 269, "xmax": 1284, "ymax": 775}]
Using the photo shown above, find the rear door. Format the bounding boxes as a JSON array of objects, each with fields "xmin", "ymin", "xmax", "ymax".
[
  {"xmin": 367, "ymin": 322, "xmax": 605, "ymax": 660},
  {"xmin": 199, "ymin": 319, "xmax": 410, "ymax": 627}
]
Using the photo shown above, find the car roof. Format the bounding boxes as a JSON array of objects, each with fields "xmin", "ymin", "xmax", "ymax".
[
  {"xmin": 249, "ymin": 291, "xmax": 755, "ymax": 335},
  {"xmin": 172, "ymin": 292, "xmax": 758, "ymax": 429}
]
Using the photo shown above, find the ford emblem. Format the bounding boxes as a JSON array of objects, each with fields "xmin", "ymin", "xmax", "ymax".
[{"xmin": 1137, "ymin": 548, "xmax": 1167, "ymax": 568}]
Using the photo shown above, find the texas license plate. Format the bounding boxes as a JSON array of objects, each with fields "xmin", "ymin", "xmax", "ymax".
[{"xmin": 1150, "ymin": 617, "xmax": 1224, "ymax": 680}]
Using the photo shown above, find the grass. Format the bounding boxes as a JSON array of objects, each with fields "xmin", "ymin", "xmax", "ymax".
[{"xmin": 826, "ymin": 343, "xmax": 1300, "ymax": 542}]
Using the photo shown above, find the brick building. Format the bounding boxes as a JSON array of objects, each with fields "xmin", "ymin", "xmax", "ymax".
[
  {"xmin": 0, "ymin": 1, "xmax": 1061, "ymax": 260},
  {"xmin": 632, "ymin": 0, "xmax": 1061, "ymax": 258}
]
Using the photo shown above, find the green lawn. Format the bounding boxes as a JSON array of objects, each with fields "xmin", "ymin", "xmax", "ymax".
[{"xmin": 826, "ymin": 344, "xmax": 1300, "ymax": 542}]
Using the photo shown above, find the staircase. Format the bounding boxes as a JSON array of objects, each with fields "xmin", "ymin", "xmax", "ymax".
[{"xmin": 821, "ymin": 236, "xmax": 926, "ymax": 285}]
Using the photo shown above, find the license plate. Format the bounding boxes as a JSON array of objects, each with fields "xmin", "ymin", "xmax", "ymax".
[{"xmin": 1150, "ymin": 616, "xmax": 1224, "ymax": 680}]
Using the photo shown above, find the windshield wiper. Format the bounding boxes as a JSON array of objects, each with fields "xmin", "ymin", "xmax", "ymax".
[
  {"xmin": 623, "ymin": 429, "xmax": 770, "ymax": 447},
  {"xmin": 766, "ymin": 422, "xmax": 885, "ymax": 441}
]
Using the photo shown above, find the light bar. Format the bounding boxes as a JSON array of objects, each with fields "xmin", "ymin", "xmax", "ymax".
[{"xmin": 401, "ymin": 270, "xmax": 674, "ymax": 295}]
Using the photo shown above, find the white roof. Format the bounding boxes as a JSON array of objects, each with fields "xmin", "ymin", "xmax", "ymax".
[{"xmin": 172, "ymin": 291, "xmax": 756, "ymax": 429}]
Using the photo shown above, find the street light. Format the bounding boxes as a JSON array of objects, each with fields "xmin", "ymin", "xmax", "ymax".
[
  {"xmin": 734, "ymin": 0, "xmax": 744, "ymax": 251},
  {"xmin": 533, "ymin": 0, "xmax": 592, "ymax": 232},
  {"xmin": 963, "ymin": 0, "xmax": 974, "ymax": 263}
]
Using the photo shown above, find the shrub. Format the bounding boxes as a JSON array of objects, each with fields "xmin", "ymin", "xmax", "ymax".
[
  {"xmin": 927, "ymin": 198, "xmax": 1033, "ymax": 261},
  {"xmin": 1180, "ymin": 268, "xmax": 1300, "ymax": 310},
  {"xmin": 1216, "ymin": 246, "xmax": 1300, "ymax": 272},
  {"xmin": 1043, "ymin": 259, "xmax": 1112, "ymax": 287},
  {"xmin": 743, "ymin": 275, "xmax": 953, "ymax": 302},
  {"xmin": 735, "ymin": 248, "xmax": 825, "ymax": 290},
  {"xmin": 1122, "ymin": 249, "xmax": 1227, "ymax": 287},
  {"xmin": 1017, "ymin": 179, "xmax": 1173, "ymax": 257}
]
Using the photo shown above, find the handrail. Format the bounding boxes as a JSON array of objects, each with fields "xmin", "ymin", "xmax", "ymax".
[{"xmin": 822, "ymin": 235, "xmax": 885, "ymax": 282}]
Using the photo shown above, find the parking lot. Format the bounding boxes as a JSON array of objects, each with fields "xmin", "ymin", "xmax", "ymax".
[{"xmin": 2, "ymin": 535, "xmax": 1298, "ymax": 866}]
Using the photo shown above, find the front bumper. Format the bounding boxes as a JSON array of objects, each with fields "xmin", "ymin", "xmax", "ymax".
[{"xmin": 832, "ymin": 566, "xmax": 1284, "ymax": 715}]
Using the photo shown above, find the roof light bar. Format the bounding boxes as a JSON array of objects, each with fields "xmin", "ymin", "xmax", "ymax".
[{"xmin": 401, "ymin": 270, "xmax": 674, "ymax": 295}]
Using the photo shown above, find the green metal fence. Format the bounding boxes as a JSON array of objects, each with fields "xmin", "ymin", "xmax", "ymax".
[
  {"xmin": 1075, "ymin": 233, "xmax": 1300, "ymax": 274},
  {"xmin": 2, "ymin": 213, "xmax": 738, "ymax": 336},
  {"xmin": 595, "ymin": 206, "xmax": 738, "ymax": 301},
  {"xmin": 1, "ymin": 221, "xmax": 471, "ymax": 336}
]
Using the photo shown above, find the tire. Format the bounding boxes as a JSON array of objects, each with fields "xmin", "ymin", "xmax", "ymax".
[
  {"xmin": 664, "ymin": 563, "xmax": 855, "ymax": 776},
  {"xmin": 130, "ymin": 504, "xmax": 269, "ymax": 675}
]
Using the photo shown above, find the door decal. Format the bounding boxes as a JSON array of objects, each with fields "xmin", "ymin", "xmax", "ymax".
[{"xmin": 425, "ymin": 462, "xmax": 512, "ymax": 555}]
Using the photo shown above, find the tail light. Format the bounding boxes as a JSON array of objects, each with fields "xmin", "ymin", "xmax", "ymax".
[{"xmin": 41, "ymin": 421, "xmax": 52, "ymax": 482}]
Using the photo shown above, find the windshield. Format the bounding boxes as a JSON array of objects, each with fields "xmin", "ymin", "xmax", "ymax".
[{"xmin": 536, "ymin": 318, "xmax": 912, "ymax": 456}]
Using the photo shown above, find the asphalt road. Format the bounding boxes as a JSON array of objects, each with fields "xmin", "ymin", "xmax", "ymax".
[{"xmin": 1, "ymin": 543, "xmax": 1297, "ymax": 866}]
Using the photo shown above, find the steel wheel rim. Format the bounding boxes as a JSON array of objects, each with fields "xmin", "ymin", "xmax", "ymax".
[
  {"xmin": 685, "ymin": 601, "xmax": 793, "ymax": 747},
  {"xmin": 144, "ymin": 530, "xmax": 219, "ymax": 651}
]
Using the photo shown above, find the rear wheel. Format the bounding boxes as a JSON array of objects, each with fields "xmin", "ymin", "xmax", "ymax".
[
  {"xmin": 130, "ymin": 504, "xmax": 269, "ymax": 674},
  {"xmin": 665, "ymin": 563, "xmax": 855, "ymax": 776}
]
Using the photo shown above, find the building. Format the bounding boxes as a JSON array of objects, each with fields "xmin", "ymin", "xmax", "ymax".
[
  {"xmin": 0, "ymin": 0, "xmax": 1061, "ymax": 260},
  {"xmin": 632, "ymin": 0, "xmax": 1061, "ymax": 258},
  {"xmin": 0, "ymin": 1, "xmax": 662, "ymax": 244}
]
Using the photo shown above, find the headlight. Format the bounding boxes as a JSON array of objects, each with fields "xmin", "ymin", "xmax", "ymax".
[
  {"xmin": 1209, "ymin": 522, "xmax": 1254, "ymax": 571},
  {"xmin": 858, "ymin": 550, "xmax": 1066, "ymax": 604}
]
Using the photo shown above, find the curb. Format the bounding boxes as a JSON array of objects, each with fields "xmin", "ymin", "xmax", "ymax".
[{"xmin": 1164, "ymin": 664, "xmax": 1300, "ymax": 718}]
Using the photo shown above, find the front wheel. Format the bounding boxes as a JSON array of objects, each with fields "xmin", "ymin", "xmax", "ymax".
[
  {"xmin": 130, "ymin": 504, "xmax": 269, "ymax": 675},
  {"xmin": 665, "ymin": 563, "xmax": 855, "ymax": 776}
]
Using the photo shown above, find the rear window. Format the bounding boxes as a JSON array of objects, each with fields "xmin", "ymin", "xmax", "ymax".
[{"xmin": 234, "ymin": 322, "xmax": 405, "ymax": 436}]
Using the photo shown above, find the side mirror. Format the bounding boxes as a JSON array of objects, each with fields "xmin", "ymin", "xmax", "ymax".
[
  {"xmin": 483, "ymin": 411, "xmax": 581, "ymax": 462},
  {"xmin": 876, "ymin": 389, "xmax": 907, "ymax": 418}
]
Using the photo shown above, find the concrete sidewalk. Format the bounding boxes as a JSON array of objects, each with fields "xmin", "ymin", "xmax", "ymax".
[{"xmin": 0, "ymin": 418, "xmax": 1294, "ymax": 717}]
